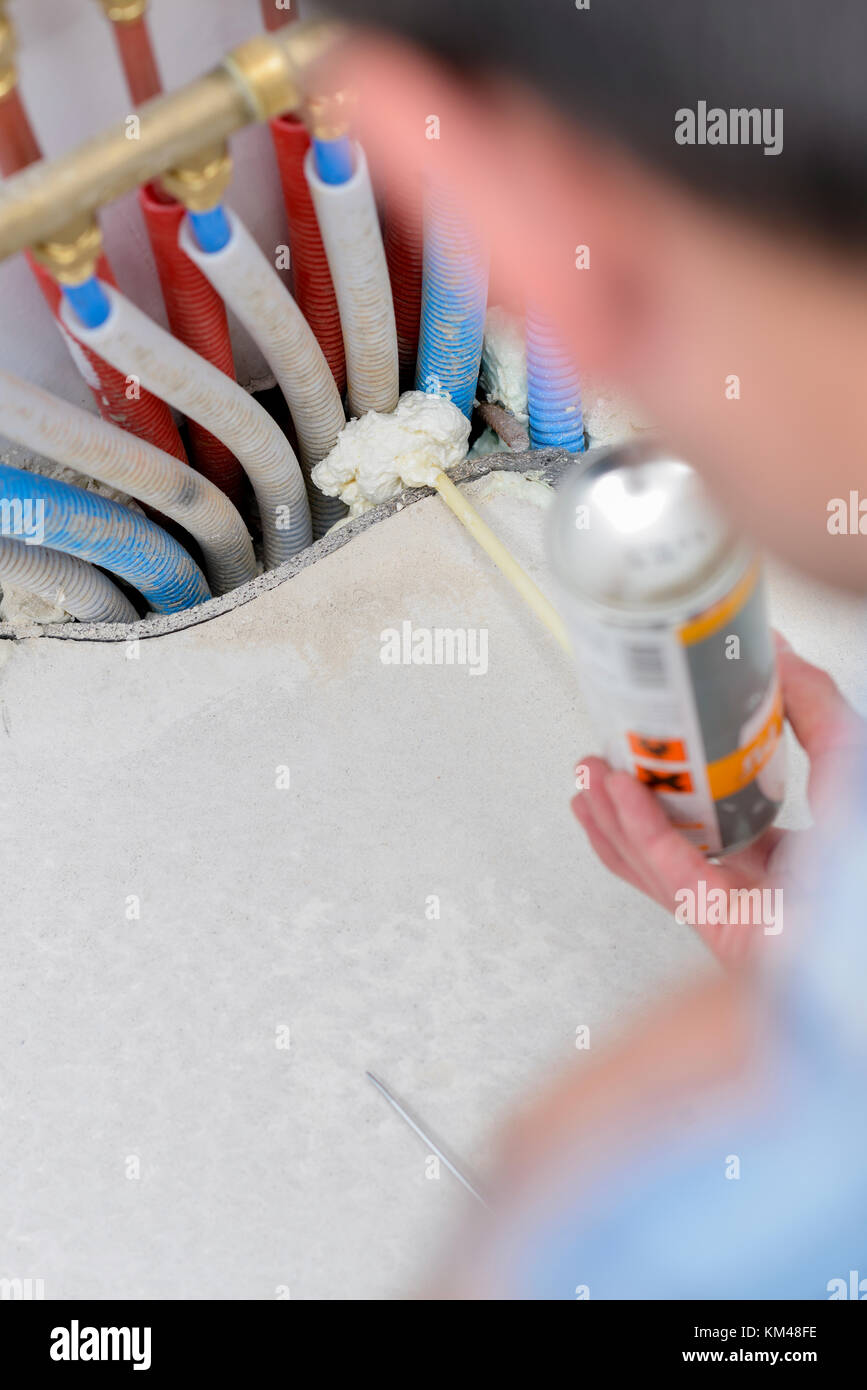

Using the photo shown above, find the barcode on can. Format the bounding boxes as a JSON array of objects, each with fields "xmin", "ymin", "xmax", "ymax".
[{"xmin": 625, "ymin": 642, "xmax": 667, "ymax": 687}]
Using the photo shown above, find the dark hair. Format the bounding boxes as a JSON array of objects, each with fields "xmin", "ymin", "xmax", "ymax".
[{"xmin": 329, "ymin": 0, "xmax": 867, "ymax": 248}]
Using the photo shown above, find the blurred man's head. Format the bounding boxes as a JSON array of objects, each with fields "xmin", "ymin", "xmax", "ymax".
[{"xmin": 327, "ymin": 0, "xmax": 867, "ymax": 589}]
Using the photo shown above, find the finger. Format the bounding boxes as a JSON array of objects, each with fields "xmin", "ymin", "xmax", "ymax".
[
  {"xmin": 604, "ymin": 771, "xmax": 718, "ymax": 900},
  {"xmin": 604, "ymin": 771, "xmax": 761, "ymax": 963},
  {"xmin": 580, "ymin": 760, "xmax": 662, "ymax": 897},
  {"xmin": 574, "ymin": 756, "xmax": 623, "ymax": 851},
  {"xmin": 775, "ymin": 643, "xmax": 865, "ymax": 806},
  {"xmin": 571, "ymin": 794, "xmax": 651, "ymax": 899},
  {"xmin": 582, "ymin": 752, "xmax": 784, "ymax": 883},
  {"xmin": 573, "ymin": 754, "xmax": 612, "ymax": 797}
]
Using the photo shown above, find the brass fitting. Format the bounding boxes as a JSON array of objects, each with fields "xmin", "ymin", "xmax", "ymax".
[
  {"xmin": 0, "ymin": 6, "xmax": 18, "ymax": 102},
  {"xmin": 31, "ymin": 215, "xmax": 103, "ymax": 286},
  {"xmin": 161, "ymin": 143, "xmax": 233, "ymax": 212},
  {"xmin": 224, "ymin": 21, "xmax": 345, "ymax": 123},
  {"xmin": 305, "ymin": 89, "xmax": 354, "ymax": 142},
  {"xmin": 0, "ymin": 19, "xmax": 349, "ymax": 263},
  {"xmin": 97, "ymin": 1, "xmax": 149, "ymax": 22},
  {"xmin": 222, "ymin": 35, "xmax": 301, "ymax": 122}
]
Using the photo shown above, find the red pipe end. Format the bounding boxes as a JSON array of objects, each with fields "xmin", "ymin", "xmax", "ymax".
[{"xmin": 269, "ymin": 114, "xmax": 347, "ymax": 396}]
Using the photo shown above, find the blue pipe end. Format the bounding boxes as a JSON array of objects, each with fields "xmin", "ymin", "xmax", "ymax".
[
  {"xmin": 188, "ymin": 204, "xmax": 232, "ymax": 254},
  {"xmin": 312, "ymin": 135, "xmax": 355, "ymax": 185},
  {"xmin": 62, "ymin": 277, "xmax": 112, "ymax": 329},
  {"xmin": 526, "ymin": 312, "xmax": 586, "ymax": 453}
]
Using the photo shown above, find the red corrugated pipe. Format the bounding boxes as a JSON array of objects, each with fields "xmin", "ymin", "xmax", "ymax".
[
  {"xmin": 0, "ymin": 75, "xmax": 186, "ymax": 462},
  {"xmin": 27, "ymin": 253, "xmax": 187, "ymax": 461},
  {"xmin": 100, "ymin": 7, "xmax": 243, "ymax": 497},
  {"xmin": 138, "ymin": 184, "xmax": 245, "ymax": 503},
  {"xmin": 269, "ymin": 114, "xmax": 347, "ymax": 396},
  {"xmin": 383, "ymin": 183, "xmax": 423, "ymax": 387}
]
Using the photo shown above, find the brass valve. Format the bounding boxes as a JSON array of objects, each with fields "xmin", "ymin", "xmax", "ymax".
[
  {"xmin": 31, "ymin": 215, "xmax": 103, "ymax": 286},
  {"xmin": 161, "ymin": 144, "xmax": 233, "ymax": 213}
]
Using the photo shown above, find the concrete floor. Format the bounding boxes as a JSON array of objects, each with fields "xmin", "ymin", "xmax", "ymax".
[{"xmin": 1, "ymin": 469, "xmax": 864, "ymax": 1299}]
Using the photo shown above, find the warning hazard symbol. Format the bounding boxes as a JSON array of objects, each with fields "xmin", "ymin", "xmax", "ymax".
[
  {"xmin": 635, "ymin": 766, "xmax": 694, "ymax": 793},
  {"xmin": 627, "ymin": 732, "xmax": 687, "ymax": 762}
]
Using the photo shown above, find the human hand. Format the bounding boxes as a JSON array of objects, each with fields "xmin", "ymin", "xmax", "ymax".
[{"xmin": 571, "ymin": 635, "xmax": 865, "ymax": 963}]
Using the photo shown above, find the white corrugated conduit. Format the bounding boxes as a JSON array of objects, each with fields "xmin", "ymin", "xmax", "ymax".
[
  {"xmin": 0, "ymin": 534, "xmax": 137, "ymax": 623},
  {"xmin": 0, "ymin": 370, "xmax": 256, "ymax": 596},
  {"xmin": 180, "ymin": 209, "xmax": 348, "ymax": 538},
  {"xmin": 61, "ymin": 286, "xmax": 312, "ymax": 569},
  {"xmin": 305, "ymin": 144, "xmax": 399, "ymax": 420}
]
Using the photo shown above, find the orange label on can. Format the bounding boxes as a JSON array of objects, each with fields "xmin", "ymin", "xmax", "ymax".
[
  {"xmin": 635, "ymin": 766, "xmax": 694, "ymax": 793},
  {"xmin": 628, "ymin": 732, "xmax": 688, "ymax": 762}
]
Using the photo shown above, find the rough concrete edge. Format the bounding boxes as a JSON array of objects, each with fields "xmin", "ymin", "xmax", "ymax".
[{"xmin": 0, "ymin": 449, "xmax": 586, "ymax": 645}]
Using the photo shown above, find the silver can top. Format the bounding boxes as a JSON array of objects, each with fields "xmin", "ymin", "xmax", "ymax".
[{"xmin": 547, "ymin": 438, "xmax": 739, "ymax": 613}]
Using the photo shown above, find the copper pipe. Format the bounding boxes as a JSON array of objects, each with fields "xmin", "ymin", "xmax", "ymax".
[{"xmin": 477, "ymin": 401, "xmax": 531, "ymax": 452}]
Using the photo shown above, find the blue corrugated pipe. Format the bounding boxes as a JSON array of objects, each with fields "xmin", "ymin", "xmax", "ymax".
[
  {"xmin": 525, "ymin": 311, "xmax": 586, "ymax": 452},
  {"xmin": 415, "ymin": 184, "xmax": 488, "ymax": 419},
  {"xmin": 0, "ymin": 464, "xmax": 210, "ymax": 614}
]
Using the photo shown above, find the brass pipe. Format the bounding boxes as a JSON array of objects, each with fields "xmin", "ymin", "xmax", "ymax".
[
  {"xmin": 161, "ymin": 144, "xmax": 233, "ymax": 213},
  {"xmin": 0, "ymin": 19, "xmax": 345, "ymax": 263},
  {"xmin": 96, "ymin": 1, "xmax": 149, "ymax": 21},
  {"xmin": 30, "ymin": 213, "xmax": 104, "ymax": 285},
  {"xmin": 0, "ymin": 3, "xmax": 18, "ymax": 103}
]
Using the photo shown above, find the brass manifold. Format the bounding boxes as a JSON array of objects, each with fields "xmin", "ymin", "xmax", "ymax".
[
  {"xmin": 0, "ymin": 1, "xmax": 18, "ymax": 102},
  {"xmin": 0, "ymin": 18, "xmax": 346, "ymax": 277}
]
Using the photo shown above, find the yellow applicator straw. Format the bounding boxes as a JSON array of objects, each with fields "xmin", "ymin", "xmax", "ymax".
[{"xmin": 430, "ymin": 469, "xmax": 571, "ymax": 654}]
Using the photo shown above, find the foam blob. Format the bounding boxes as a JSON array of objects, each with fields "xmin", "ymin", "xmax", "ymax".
[{"xmin": 312, "ymin": 391, "xmax": 470, "ymax": 516}]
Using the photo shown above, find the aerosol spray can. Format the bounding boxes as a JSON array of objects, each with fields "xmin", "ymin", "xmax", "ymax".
[{"xmin": 547, "ymin": 439, "xmax": 785, "ymax": 855}]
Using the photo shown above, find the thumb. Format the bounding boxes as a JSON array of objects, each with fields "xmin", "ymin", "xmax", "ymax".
[{"xmin": 774, "ymin": 635, "xmax": 865, "ymax": 811}]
